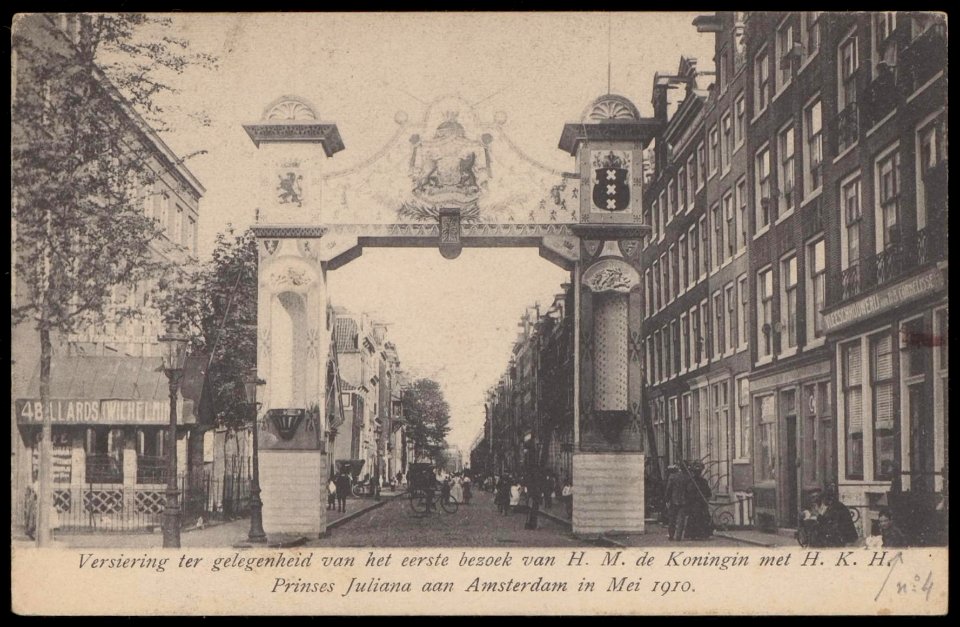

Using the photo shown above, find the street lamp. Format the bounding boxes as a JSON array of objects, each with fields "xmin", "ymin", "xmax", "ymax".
[
  {"xmin": 158, "ymin": 320, "xmax": 189, "ymax": 549},
  {"xmin": 374, "ymin": 423, "xmax": 383, "ymax": 501},
  {"xmin": 244, "ymin": 368, "xmax": 267, "ymax": 543}
]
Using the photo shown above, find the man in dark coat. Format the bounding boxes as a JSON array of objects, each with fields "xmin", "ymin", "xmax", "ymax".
[
  {"xmin": 496, "ymin": 475, "xmax": 511, "ymax": 515},
  {"xmin": 335, "ymin": 472, "xmax": 351, "ymax": 513},
  {"xmin": 811, "ymin": 486, "xmax": 858, "ymax": 547},
  {"xmin": 878, "ymin": 508, "xmax": 908, "ymax": 548},
  {"xmin": 663, "ymin": 464, "xmax": 685, "ymax": 540},
  {"xmin": 524, "ymin": 470, "xmax": 543, "ymax": 530},
  {"xmin": 683, "ymin": 461, "xmax": 712, "ymax": 539}
]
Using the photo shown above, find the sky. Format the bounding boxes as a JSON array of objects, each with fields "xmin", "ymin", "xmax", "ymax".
[{"xmin": 148, "ymin": 12, "xmax": 715, "ymax": 455}]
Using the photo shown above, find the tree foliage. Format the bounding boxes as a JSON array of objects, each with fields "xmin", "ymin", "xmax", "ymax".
[
  {"xmin": 401, "ymin": 378, "xmax": 452, "ymax": 464},
  {"xmin": 161, "ymin": 226, "xmax": 259, "ymax": 428}
]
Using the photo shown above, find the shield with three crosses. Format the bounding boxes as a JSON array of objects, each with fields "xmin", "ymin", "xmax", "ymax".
[{"xmin": 592, "ymin": 151, "xmax": 631, "ymax": 212}]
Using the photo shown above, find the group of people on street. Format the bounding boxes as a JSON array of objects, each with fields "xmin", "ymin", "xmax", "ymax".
[
  {"xmin": 491, "ymin": 470, "xmax": 572, "ymax": 530},
  {"xmin": 663, "ymin": 460, "xmax": 713, "ymax": 541},
  {"xmin": 799, "ymin": 486, "xmax": 908, "ymax": 548},
  {"xmin": 327, "ymin": 472, "xmax": 351, "ymax": 513}
]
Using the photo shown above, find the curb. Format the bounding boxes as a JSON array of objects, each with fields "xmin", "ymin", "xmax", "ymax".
[
  {"xmin": 327, "ymin": 491, "xmax": 407, "ymax": 530},
  {"xmin": 538, "ymin": 509, "xmax": 572, "ymax": 528},
  {"xmin": 713, "ymin": 532, "xmax": 779, "ymax": 548}
]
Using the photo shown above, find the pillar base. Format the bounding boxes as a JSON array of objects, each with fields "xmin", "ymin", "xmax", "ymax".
[
  {"xmin": 260, "ymin": 450, "xmax": 327, "ymax": 536},
  {"xmin": 572, "ymin": 452, "xmax": 644, "ymax": 535}
]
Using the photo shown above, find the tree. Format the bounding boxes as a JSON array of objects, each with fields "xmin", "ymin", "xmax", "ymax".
[
  {"xmin": 401, "ymin": 379, "xmax": 452, "ymax": 464},
  {"xmin": 162, "ymin": 226, "xmax": 259, "ymax": 430},
  {"xmin": 11, "ymin": 14, "xmax": 215, "ymax": 546}
]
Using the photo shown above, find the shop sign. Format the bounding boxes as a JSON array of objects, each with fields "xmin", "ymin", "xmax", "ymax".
[
  {"xmin": 822, "ymin": 267, "xmax": 945, "ymax": 333},
  {"xmin": 15, "ymin": 398, "xmax": 187, "ymax": 425}
]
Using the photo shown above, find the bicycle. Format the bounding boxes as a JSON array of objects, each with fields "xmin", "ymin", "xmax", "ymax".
[{"xmin": 409, "ymin": 489, "xmax": 458, "ymax": 515}]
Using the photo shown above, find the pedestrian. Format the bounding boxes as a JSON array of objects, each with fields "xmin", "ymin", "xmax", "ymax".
[
  {"xmin": 524, "ymin": 471, "xmax": 543, "ymax": 530},
  {"xmin": 542, "ymin": 472, "xmax": 553, "ymax": 510},
  {"xmin": 810, "ymin": 485, "xmax": 859, "ymax": 547},
  {"xmin": 450, "ymin": 476, "xmax": 464, "ymax": 504},
  {"xmin": 877, "ymin": 508, "xmax": 908, "ymax": 548},
  {"xmin": 561, "ymin": 478, "xmax": 573, "ymax": 519},
  {"xmin": 683, "ymin": 461, "xmax": 712, "ymax": 540},
  {"xmin": 335, "ymin": 472, "xmax": 350, "ymax": 513},
  {"xmin": 663, "ymin": 464, "xmax": 686, "ymax": 540},
  {"xmin": 462, "ymin": 474, "xmax": 472, "ymax": 505},
  {"xmin": 396, "ymin": 471, "xmax": 404, "ymax": 487},
  {"xmin": 327, "ymin": 476, "xmax": 337, "ymax": 510},
  {"xmin": 496, "ymin": 475, "xmax": 511, "ymax": 515}
]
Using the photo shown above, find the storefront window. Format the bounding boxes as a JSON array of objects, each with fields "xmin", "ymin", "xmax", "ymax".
[
  {"xmin": 85, "ymin": 427, "xmax": 125, "ymax": 483},
  {"xmin": 136, "ymin": 428, "xmax": 167, "ymax": 484},
  {"xmin": 871, "ymin": 332, "xmax": 897, "ymax": 480},
  {"xmin": 756, "ymin": 394, "xmax": 776, "ymax": 482},
  {"xmin": 842, "ymin": 341, "xmax": 864, "ymax": 479}
]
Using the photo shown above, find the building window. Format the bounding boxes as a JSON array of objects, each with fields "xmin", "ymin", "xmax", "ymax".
[
  {"xmin": 838, "ymin": 30, "xmax": 859, "ymax": 111},
  {"xmin": 713, "ymin": 380, "xmax": 730, "ymax": 494},
  {"xmin": 871, "ymin": 331, "xmax": 897, "ymax": 481},
  {"xmin": 738, "ymin": 274, "xmax": 749, "ymax": 350},
  {"xmin": 755, "ymin": 47, "xmax": 771, "ymax": 115},
  {"xmin": 916, "ymin": 113, "xmax": 948, "ymax": 230},
  {"xmin": 659, "ymin": 190, "xmax": 667, "ymax": 235},
  {"xmin": 776, "ymin": 18, "xmax": 795, "ymax": 92},
  {"xmin": 842, "ymin": 340, "xmax": 864, "ymax": 479},
  {"xmin": 803, "ymin": 98, "xmax": 823, "ymax": 194},
  {"xmin": 652, "ymin": 199, "xmax": 660, "ymax": 241},
  {"xmin": 671, "ymin": 244, "xmax": 680, "ymax": 297},
  {"xmin": 186, "ymin": 216, "xmax": 197, "ymax": 255},
  {"xmin": 709, "ymin": 124, "xmax": 720, "ymax": 177},
  {"xmin": 735, "ymin": 378, "xmax": 751, "ymax": 459},
  {"xmin": 699, "ymin": 215, "xmax": 710, "ymax": 276},
  {"xmin": 841, "ymin": 176, "xmax": 862, "ymax": 271},
  {"xmin": 682, "ymin": 393, "xmax": 693, "ymax": 459},
  {"xmin": 724, "ymin": 191, "xmax": 736, "ymax": 260},
  {"xmin": 726, "ymin": 282, "xmax": 738, "ymax": 352},
  {"xmin": 736, "ymin": 177, "xmax": 748, "ymax": 252},
  {"xmin": 661, "ymin": 253, "xmax": 669, "ymax": 305},
  {"xmin": 679, "ymin": 234, "xmax": 688, "ymax": 289},
  {"xmin": 714, "ymin": 291, "xmax": 726, "ymax": 356},
  {"xmin": 664, "ymin": 325, "xmax": 673, "ymax": 379},
  {"xmin": 701, "ymin": 299, "xmax": 711, "ymax": 360},
  {"xmin": 807, "ymin": 238, "xmax": 826, "ymax": 340},
  {"xmin": 778, "ymin": 125, "xmax": 796, "ymax": 215},
  {"xmin": 697, "ymin": 141, "xmax": 707, "ymax": 188},
  {"xmin": 781, "ymin": 254, "xmax": 798, "ymax": 350},
  {"xmin": 686, "ymin": 155, "xmax": 697, "ymax": 208},
  {"xmin": 718, "ymin": 48, "xmax": 729, "ymax": 93},
  {"xmin": 681, "ymin": 312, "xmax": 690, "ymax": 371},
  {"xmin": 801, "ymin": 12, "xmax": 821, "ymax": 60},
  {"xmin": 875, "ymin": 146, "xmax": 901, "ymax": 251},
  {"xmin": 734, "ymin": 92, "xmax": 746, "ymax": 150},
  {"xmin": 721, "ymin": 111, "xmax": 733, "ymax": 172},
  {"xmin": 644, "ymin": 270, "xmax": 653, "ymax": 317},
  {"xmin": 667, "ymin": 180, "xmax": 676, "ymax": 221},
  {"xmin": 689, "ymin": 223, "xmax": 699, "ymax": 287},
  {"xmin": 174, "ymin": 205, "xmax": 184, "ymax": 246},
  {"xmin": 756, "ymin": 145, "xmax": 772, "ymax": 230},
  {"xmin": 756, "ymin": 394, "xmax": 776, "ymax": 481},
  {"xmin": 677, "ymin": 166, "xmax": 687, "ymax": 216},
  {"xmin": 652, "ymin": 260, "xmax": 660, "ymax": 311},
  {"xmin": 712, "ymin": 202, "xmax": 723, "ymax": 269},
  {"xmin": 692, "ymin": 306, "xmax": 702, "ymax": 365},
  {"xmin": 672, "ymin": 319, "xmax": 681, "ymax": 376},
  {"xmin": 872, "ymin": 12, "xmax": 897, "ymax": 78},
  {"xmin": 758, "ymin": 268, "xmax": 774, "ymax": 359},
  {"xmin": 669, "ymin": 396, "xmax": 681, "ymax": 464}
]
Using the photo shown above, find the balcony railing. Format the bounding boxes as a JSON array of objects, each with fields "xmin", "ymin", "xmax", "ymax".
[{"xmin": 837, "ymin": 226, "xmax": 946, "ymax": 303}]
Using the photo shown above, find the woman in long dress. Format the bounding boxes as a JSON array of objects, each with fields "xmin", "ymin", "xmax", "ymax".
[{"xmin": 450, "ymin": 477, "xmax": 464, "ymax": 504}]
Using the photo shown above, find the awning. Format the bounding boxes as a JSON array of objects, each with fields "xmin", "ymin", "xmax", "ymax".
[{"xmin": 15, "ymin": 354, "xmax": 210, "ymax": 426}]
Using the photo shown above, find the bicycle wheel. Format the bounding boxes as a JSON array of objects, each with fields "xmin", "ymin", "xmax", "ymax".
[
  {"xmin": 409, "ymin": 493, "xmax": 427, "ymax": 515},
  {"xmin": 440, "ymin": 496, "xmax": 459, "ymax": 514},
  {"xmin": 352, "ymin": 484, "xmax": 363, "ymax": 497}
]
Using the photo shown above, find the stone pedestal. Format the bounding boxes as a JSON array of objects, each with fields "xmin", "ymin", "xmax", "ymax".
[
  {"xmin": 259, "ymin": 449, "xmax": 326, "ymax": 536},
  {"xmin": 572, "ymin": 452, "xmax": 644, "ymax": 535}
]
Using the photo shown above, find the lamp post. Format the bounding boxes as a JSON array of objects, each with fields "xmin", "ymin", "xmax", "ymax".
[
  {"xmin": 158, "ymin": 320, "xmax": 189, "ymax": 549},
  {"xmin": 244, "ymin": 368, "xmax": 267, "ymax": 543}
]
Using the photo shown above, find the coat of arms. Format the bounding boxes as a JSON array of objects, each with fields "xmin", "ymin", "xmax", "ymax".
[
  {"xmin": 278, "ymin": 171, "xmax": 304, "ymax": 207},
  {"xmin": 402, "ymin": 112, "xmax": 492, "ymax": 221},
  {"xmin": 591, "ymin": 151, "xmax": 631, "ymax": 212}
]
